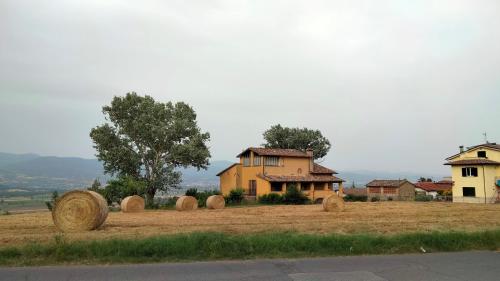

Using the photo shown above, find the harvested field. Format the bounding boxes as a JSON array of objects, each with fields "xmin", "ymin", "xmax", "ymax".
[{"xmin": 1, "ymin": 202, "xmax": 500, "ymax": 247}]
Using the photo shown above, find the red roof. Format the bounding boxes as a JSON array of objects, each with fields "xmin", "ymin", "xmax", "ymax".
[
  {"xmin": 237, "ymin": 147, "xmax": 309, "ymax": 158},
  {"xmin": 257, "ymin": 174, "xmax": 344, "ymax": 183},
  {"xmin": 415, "ymin": 182, "xmax": 452, "ymax": 192},
  {"xmin": 366, "ymin": 179, "xmax": 412, "ymax": 188},
  {"xmin": 444, "ymin": 159, "xmax": 500, "ymax": 166}
]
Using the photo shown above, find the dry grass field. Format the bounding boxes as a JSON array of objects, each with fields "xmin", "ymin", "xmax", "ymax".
[{"xmin": 1, "ymin": 201, "xmax": 500, "ymax": 248}]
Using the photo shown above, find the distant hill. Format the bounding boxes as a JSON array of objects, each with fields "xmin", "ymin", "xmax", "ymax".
[{"xmin": 0, "ymin": 152, "xmax": 446, "ymax": 192}]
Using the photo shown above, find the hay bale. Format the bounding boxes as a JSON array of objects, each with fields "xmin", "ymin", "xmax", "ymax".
[
  {"xmin": 206, "ymin": 195, "xmax": 225, "ymax": 209},
  {"xmin": 175, "ymin": 196, "xmax": 198, "ymax": 211},
  {"xmin": 52, "ymin": 190, "xmax": 108, "ymax": 232},
  {"xmin": 322, "ymin": 194, "xmax": 345, "ymax": 212},
  {"xmin": 120, "ymin": 195, "xmax": 145, "ymax": 213}
]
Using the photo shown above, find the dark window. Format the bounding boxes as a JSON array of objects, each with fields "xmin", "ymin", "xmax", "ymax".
[
  {"xmin": 301, "ymin": 183, "xmax": 311, "ymax": 191},
  {"xmin": 477, "ymin": 151, "xmax": 487, "ymax": 158},
  {"xmin": 463, "ymin": 187, "xmax": 476, "ymax": 197},
  {"xmin": 271, "ymin": 182, "xmax": 282, "ymax": 192},
  {"xmin": 314, "ymin": 183, "xmax": 325, "ymax": 190},
  {"xmin": 462, "ymin": 167, "xmax": 478, "ymax": 177}
]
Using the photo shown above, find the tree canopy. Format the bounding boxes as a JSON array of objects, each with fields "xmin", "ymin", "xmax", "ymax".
[
  {"xmin": 262, "ymin": 124, "xmax": 331, "ymax": 160},
  {"xmin": 90, "ymin": 93, "xmax": 210, "ymax": 204}
]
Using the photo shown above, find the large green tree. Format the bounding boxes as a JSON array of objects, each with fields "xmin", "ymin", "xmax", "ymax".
[
  {"xmin": 262, "ymin": 124, "xmax": 331, "ymax": 160},
  {"xmin": 90, "ymin": 93, "xmax": 210, "ymax": 204}
]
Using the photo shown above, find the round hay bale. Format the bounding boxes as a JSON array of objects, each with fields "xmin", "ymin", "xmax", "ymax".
[
  {"xmin": 52, "ymin": 190, "xmax": 108, "ymax": 232},
  {"xmin": 175, "ymin": 196, "xmax": 198, "ymax": 211},
  {"xmin": 322, "ymin": 194, "xmax": 345, "ymax": 212},
  {"xmin": 120, "ymin": 195, "xmax": 145, "ymax": 213},
  {"xmin": 206, "ymin": 195, "xmax": 225, "ymax": 209}
]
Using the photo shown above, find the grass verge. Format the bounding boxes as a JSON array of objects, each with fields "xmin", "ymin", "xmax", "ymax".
[{"xmin": 1, "ymin": 230, "xmax": 499, "ymax": 266}]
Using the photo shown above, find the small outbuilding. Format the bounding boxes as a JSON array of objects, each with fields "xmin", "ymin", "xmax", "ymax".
[{"xmin": 366, "ymin": 179, "xmax": 416, "ymax": 201}]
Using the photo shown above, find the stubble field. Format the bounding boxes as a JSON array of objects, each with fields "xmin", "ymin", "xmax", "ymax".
[{"xmin": 1, "ymin": 201, "xmax": 500, "ymax": 248}]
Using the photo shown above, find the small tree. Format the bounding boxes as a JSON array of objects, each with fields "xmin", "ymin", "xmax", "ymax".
[
  {"xmin": 88, "ymin": 178, "xmax": 102, "ymax": 192},
  {"xmin": 100, "ymin": 176, "xmax": 147, "ymax": 205},
  {"xmin": 45, "ymin": 190, "xmax": 59, "ymax": 211},
  {"xmin": 282, "ymin": 184, "xmax": 309, "ymax": 205},
  {"xmin": 262, "ymin": 124, "xmax": 331, "ymax": 159},
  {"xmin": 225, "ymin": 188, "xmax": 245, "ymax": 205}
]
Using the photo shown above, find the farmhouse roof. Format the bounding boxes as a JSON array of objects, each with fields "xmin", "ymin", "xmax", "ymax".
[
  {"xmin": 446, "ymin": 143, "xmax": 500, "ymax": 160},
  {"xmin": 366, "ymin": 179, "xmax": 412, "ymax": 188},
  {"xmin": 311, "ymin": 163, "xmax": 337, "ymax": 174},
  {"xmin": 343, "ymin": 188, "xmax": 367, "ymax": 196},
  {"xmin": 257, "ymin": 174, "xmax": 344, "ymax": 183},
  {"xmin": 215, "ymin": 163, "xmax": 240, "ymax": 176},
  {"xmin": 415, "ymin": 182, "xmax": 452, "ymax": 192},
  {"xmin": 444, "ymin": 159, "xmax": 500, "ymax": 166},
  {"xmin": 236, "ymin": 147, "xmax": 310, "ymax": 158}
]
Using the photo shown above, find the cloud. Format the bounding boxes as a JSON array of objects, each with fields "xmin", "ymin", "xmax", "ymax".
[{"xmin": 1, "ymin": 0, "xmax": 499, "ymax": 174}]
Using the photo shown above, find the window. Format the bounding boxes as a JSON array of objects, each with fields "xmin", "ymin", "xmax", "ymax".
[
  {"xmin": 264, "ymin": 156, "xmax": 279, "ymax": 166},
  {"xmin": 301, "ymin": 183, "xmax": 311, "ymax": 191},
  {"xmin": 477, "ymin": 151, "xmax": 487, "ymax": 158},
  {"xmin": 271, "ymin": 182, "xmax": 282, "ymax": 192},
  {"xmin": 462, "ymin": 167, "xmax": 478, "ymax": 177},
  {"xmin": 463, "ymin": 187, "xmax": 476, "ymax": 197},
  {"xmin": 242, "ymin": 153, "xmax": 250, "ymax": 166},
  {"xmin": 248, "ymin": 180, "xmax": 257, "ymax": 196},
  {"xmin": 253, "ymin": 155, "xmax": 261, "ymax": 166},
  {"xmin": 314, "ymin": 183, "xmax": 325, "ymax": 190}
]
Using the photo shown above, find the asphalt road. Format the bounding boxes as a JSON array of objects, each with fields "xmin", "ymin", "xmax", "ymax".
[{"xmin": 1, "ymin": 251, "xmax": 499, "ymax": 281}]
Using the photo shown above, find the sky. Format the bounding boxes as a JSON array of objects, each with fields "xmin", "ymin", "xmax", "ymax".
[{"xmin": 1, "ymin": 0, "xmax": 499, "ymax": 175}]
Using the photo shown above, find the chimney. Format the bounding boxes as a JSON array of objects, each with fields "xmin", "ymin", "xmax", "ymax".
[
  {"xmin": 306, "ymin": 149, "xmax": 314, "ymax": 172},
  {"xmin": 459, "ymin": 145, "xmax": 464, "ymax": 153}
]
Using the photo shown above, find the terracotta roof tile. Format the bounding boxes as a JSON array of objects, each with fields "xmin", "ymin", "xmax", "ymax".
[
  {"xmin": 415, "ymin": 182, "xmax": 452, "ymax": 192},
  {"xmin": 257, "ymin": 174, "xmax": 344, "ymax": 183},
  {"xmin": 312, "ymin": 163, "xmax": 337, "ymax": 174},
  {"xmin": 237, "ymin": 147, "xmax": 309, "ymax": 158},
  {"xmin": 444, "ymin": 159, "xmax": 500, "ymax": 166},
  {"xmin": 366, "ymin": 179, "xmax": 411, "ymax": 187},
  {"xmin": 215, "ymin": 163, "xmax": 240, "ymax": 176}
]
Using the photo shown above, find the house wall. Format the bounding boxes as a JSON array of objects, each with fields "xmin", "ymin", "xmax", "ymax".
[
  {"xmin": 398, "ymin": 182, "xmax": 416, "ymax": 201},
  {"xmin": 264, "ymin": 157, "xmax": 311, "ymax": 176},
  {"xmin": 451, "ymin": 165, "xmax": 498, "ymax": 203},
  {"xmin": 219, "ymin": 165, "xmax": 241, "ymax": 195}
]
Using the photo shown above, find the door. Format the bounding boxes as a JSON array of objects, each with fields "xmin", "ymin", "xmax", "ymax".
[{"xmin": 249, "ymin": 180, "xmax": 257, "ymax": 196}]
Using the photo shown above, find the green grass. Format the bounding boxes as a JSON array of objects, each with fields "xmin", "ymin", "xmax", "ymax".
[{"xmin": 1, "ymin": 230, "xmax": 499, "ymax": 266}]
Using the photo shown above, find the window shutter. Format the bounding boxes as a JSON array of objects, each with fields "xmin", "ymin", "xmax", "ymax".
[
  {"xmin": 472, "ymin": 168, "xmax": 478, "ymax": 177},
  {"xmin": 462, "ymin": 168, "xmax": 466, "ymax": 177}
]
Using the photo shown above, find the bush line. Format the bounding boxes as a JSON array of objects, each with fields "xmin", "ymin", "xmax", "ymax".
[{"xmin": 1, "ymin": 230, "xmax": 499, "ymax": 266}]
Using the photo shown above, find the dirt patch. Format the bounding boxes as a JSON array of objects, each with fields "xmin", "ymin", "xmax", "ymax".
[{"xmin": 1, "ymin": 202, "xmax": 500, "ymax": 247}]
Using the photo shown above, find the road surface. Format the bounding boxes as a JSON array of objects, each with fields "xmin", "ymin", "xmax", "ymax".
[{"xmin": 1, "ymin": 251, "xmax": 499, "ymax": 281}]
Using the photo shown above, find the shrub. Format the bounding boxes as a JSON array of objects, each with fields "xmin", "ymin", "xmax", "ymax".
[
  {"xmin": 195, "ymin": 190, "xmax": 221, "ymax": 207},
  {"xmin": 415, "ymin": 194, "xmax": 433, "ymax": 202},
  {"xmin": 343, "ymin": 194, "xmax": 367, "ymax": 202},
  {"xmin": 225, "ymin": 188, "xmax": 244, "ymax": 205},
  {"xmin": 258, "ymin": 193, "xmax": 283, "ymax": 204},
  {"xmin": 45, "ymin": 190, "xmax": 59, "ymax": 211},
  {"xmin": 370, "ymin": 197, "xmax": 380, "ymax": 202},
  {"xmin": 185, "ymin": 188, "xmax": 198, "ymax": 197},
  {"xmin": 282, "ymin": 184, "xmax": 309, "ymax": 205}
]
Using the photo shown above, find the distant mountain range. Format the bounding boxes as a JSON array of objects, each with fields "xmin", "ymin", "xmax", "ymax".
[{"xmin": 0, "ymin": 152, "xmax": 446, "ymax": 193}]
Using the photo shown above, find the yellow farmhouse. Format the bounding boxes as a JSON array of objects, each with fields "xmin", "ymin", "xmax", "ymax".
[
  {"xmin": 445, "ymin": 143, "xmax": 500, "ymax": 203},
  {"xmin": 217, "ymin": 147, "xmax": 344, "ymax": 202}
]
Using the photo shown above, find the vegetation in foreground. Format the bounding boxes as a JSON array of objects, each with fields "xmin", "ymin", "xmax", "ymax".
[{"xmin": 0, "ymin": 230, "xmax": 499, "ymax": 266}]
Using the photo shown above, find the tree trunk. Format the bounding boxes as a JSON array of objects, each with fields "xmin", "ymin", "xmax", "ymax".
[{"xmin": 146, "ymin": 187, "xmax": 156, "ymax": 207}]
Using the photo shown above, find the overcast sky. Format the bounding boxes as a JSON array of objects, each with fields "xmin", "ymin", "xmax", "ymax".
[{"xmin": 1, "ymin": 0, "xmax": 499, "ymax": 175}]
